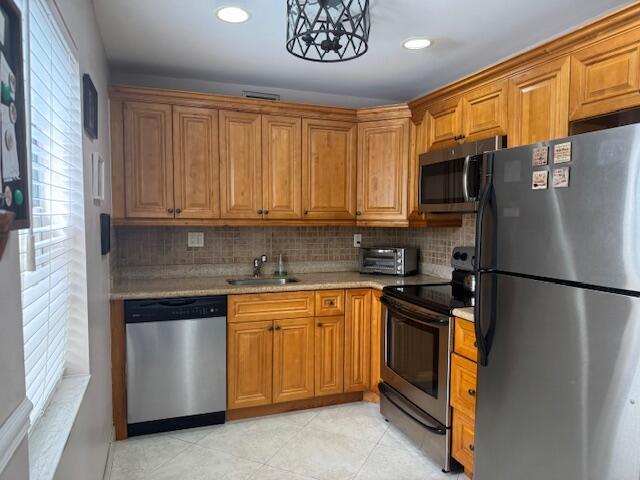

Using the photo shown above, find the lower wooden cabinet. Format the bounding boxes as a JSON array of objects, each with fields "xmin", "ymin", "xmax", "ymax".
[
  {"xmin": 228, "ymin": 320, "xmax": 274, "ymax": 409},
  {"xmin": 273, "ymin": 318, "xmax": 315, "ymax": 403},
  {"xmin": 344, "ymin": 289, "xmax": 372, "ymax": 392},
  {"xmin": 315, "ymin": 316, "xmax": 345, "ymax": 396},
  {"xmin": 452, "ymin": 409, "xmax": 476, "ymax": 477}
]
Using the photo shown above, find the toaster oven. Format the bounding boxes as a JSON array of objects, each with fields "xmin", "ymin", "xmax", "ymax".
[{"xmin": 359, "ymin": 248, "xmax": 418, "ymax": 276}]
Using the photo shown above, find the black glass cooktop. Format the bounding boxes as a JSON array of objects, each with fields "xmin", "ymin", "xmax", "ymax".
[{"xmin": 383, "ymin": 283, "xmax": 474, "ymax": 315}]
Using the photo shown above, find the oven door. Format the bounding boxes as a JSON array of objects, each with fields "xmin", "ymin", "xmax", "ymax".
[{"xmin": 380, "ymin": 296, "xmax": 452, "ymax": 426}]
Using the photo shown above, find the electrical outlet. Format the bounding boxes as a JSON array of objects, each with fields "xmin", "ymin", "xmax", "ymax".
[
  {"xmin": 187, "ymin": 232, "xmax": 204, "ymax": 248},
  {"xmin": 353, "ymin": 234, "xmax": 362, "ymax": 248}
]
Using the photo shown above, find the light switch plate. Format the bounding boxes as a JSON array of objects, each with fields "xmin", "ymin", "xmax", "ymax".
[
  {"xmin": 188, "ymin": 232, "xmax": 204, "ymax": 248},
  {"xmin": 353, "ymin": 234, "xmax": 362, "ymax": 248}
]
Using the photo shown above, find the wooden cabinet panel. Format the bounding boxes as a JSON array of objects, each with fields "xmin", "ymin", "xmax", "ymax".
[
  {"xmin": 273, "ymin": 318, "xmax": 315, "ymax": 403},
  {"xmin": 302, "ymin": 119, "xmax": 357, "ymax": 221},
  {"xmin": 508, "ymin": 57, "xmax": 570, "ymax": 147},
  {"xmin": 450, "ymin": 352, "xmax": 478, "ymax": 419},
  {"xmin": 315, "ymin": 290, "xmax": 345, "ymax": 317},
  {"xmin": 370, "ymin": 290, "xmax": 382, "ymax": 394},
  {"xmin": 228, "ymin": 292, "xmax": 315, "ymax": 323},
  {"xmin": 124, "ymin": 102, "xmax": 174, "ymax": 218},
  {"xmin": 452, "ymin": 410, "xmax": 476, "ymax": 476},
  {"xmin": 425, "ymin": 96, "xmax": 463, "ymax": 151},
  {"xmin": 570, "ymin": 28, "xmax": 640, "ymax": 120},
  {"xmin": 454, "ymin": 318, "xmax": 478, "ymax": 362},
  {"xmin": 344, "ymin": 289, "xmax": 372, "ymax": 392},
  {"xmin": 315, "ymin": 316, "xmax": 345, "ymax": 396},
  {"xmin": 172, "ymin": 106, "xmax": 220, "ymax": 219},
  {"xmin": 262, "ymin": 115, "xmax": 303, "ymax": 220},
  {"xmin": 462, "ymin": 80, "xmax": 508, "ymax": 141},
  {"xmin": 219, "ymin": 110, "xmax": 262, "ymax": 219},
  {"xmin": 228, "ymin": 321, "xmax": 273, "ymax": 409},
  {"xmin": 357, "ymin": 119, "xmax": 409, "ymax": 222}
]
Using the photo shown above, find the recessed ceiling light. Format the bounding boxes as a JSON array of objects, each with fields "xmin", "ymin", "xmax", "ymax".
[
  {"xmin": 403, "ymin": 38, "xmax": 432, "ymax": 50},
  {"xmin": 216, "ymin": 6, "xmax": 250, "ymax": 23}
]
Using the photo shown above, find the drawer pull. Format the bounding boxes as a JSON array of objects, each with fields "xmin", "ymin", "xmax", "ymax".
[
  {"xmin": 267, "ymin": 325, "xmax": 274, "ymax": 332},
  {"xmin": 468, "ymin": 389, "xmax": 476, "ymax": 397},
  {"xmin": 473, "ymin": 341, "xmax": 478, "ymax": 347},
  {"xmin": 327, "ymin": 300, "xmax": 335, "ymax": 306},
  {"xmin": 317, "ymin": 323, "xmax": 323, "ymax": 327},
  {"xmin": 469, "ymin": 444, "xmax": 475, "ymax": 452}
]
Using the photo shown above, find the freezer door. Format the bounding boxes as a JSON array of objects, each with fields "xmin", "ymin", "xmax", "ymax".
[
  {"xmin": 482, "ymin": 123, "xmax": 640, "ymax": 292},
  {"xmin": 474, "ymin": 273, "xmax": 640, "ymax": 480}
]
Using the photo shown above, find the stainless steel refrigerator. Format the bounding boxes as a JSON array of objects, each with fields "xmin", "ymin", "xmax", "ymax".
[{"xmin": 474, "ymin": 124, "xmax": 640, "ymax": 480}]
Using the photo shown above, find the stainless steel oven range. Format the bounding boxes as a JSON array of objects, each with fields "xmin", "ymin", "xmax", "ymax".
[{"xmin": 379, "ymin": 247, "xmax": 475, "ymax": 472}]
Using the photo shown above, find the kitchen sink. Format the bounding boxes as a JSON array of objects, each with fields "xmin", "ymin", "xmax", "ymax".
[{"xmin": 226, "ymin": 277, "xmax": 300, "ymax": 286}]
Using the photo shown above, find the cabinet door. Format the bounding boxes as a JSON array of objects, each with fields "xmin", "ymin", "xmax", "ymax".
[
  {"xmin": 219, "ymin": 110, "xmax": 262, "ymax": 219},
  {"xmin": 508, "ymin": 57, "xmax": 570, "ymax": 147},
  {"xmin": 357, "ymin": 119, "xmax": 409, "ymax": 223},
  {"xmin": 228, "ymin": 321, "xmax": 273, "ymax": 409},
  {"xmin": 369, "ymin": 290, "xmax": 382, "ymax": 394},
  {"xmin": 462, "ymin": 80, "xmax": 508, "ymax": 142},
  {"xmin": 262, "ymin": 115, "xmax": 302, "ymax": 220},
  {"xmin": 425, "ymin": 96, "xmax": 463, "ymax": 151},
  {"xmin": 315, "ymin": 316, "xmax": 345, "ymax": 396},
  {"xmin": 124, "ymin": 102, "xmax": 174, "ymax": 218},
  {"xmin": 172, "ymin": 106, "xmax": 220, "ymax": 219},
  {"xmin": 302, "ymin": 119, "xmax": 357, "ymax": 221},
  {"xmin": 344, "ymin": 289, "xmax": 371, "ymax": 392},
  {"xmin": 570, "ymin": 28, "xmax": 640, "ymax": 120},
  {"xmin": 273, "ymin": 318, "xmax": 315, "ymax": 403},
  {"xmin": 452, "ymin": 410, "xmax": 476, "ymax": 477}
]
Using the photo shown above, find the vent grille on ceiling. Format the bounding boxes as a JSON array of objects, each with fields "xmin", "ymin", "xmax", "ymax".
[{"xmin": 242, "ymin": 91, "xmax": 281, "ymax": 101}]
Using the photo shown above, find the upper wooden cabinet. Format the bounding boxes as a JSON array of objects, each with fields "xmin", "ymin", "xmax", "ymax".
[
  {"xmin": 570, "ymin": 28, "xmax": 640, "ymax": 120},
  {"xmin": 262, "ymin": 115, "xmax": 303, "ymax": 220},
  {"xmin": 425, "ymin": 96, "xmax": 464, "ymax": 151},
  {"xmin": 357, "ymin": 119, "xmax": 410, "ymax": 224},
  {"xmin": 462, "ymin": 80, "xmax": 509, "ymax": 142},
  {"xmin": 123, "ymin": 102, "xmax": 174, "ymax": 218},
  {"xmin": 172, "ymin": 106, "xmax": 220, "ymax": 219},
  {"xmin": 508, "ymin": 57, "xmax": 571, "ymax": 147},
  {"xmin": 344, "ymin": 289, "xmax": 372, "ymax": 392},
  {"xmin": 219, "ymin": 110, "xmax": 263, "ymax": 219},
  {"xmin": 302, "ymin": 118, "xmax": 357, "ymax": 221}
]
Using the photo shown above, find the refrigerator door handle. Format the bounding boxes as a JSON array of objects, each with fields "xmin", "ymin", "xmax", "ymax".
[{"xmin": 462, "ymin": 155, "xmax": 471, "ymax": 202}]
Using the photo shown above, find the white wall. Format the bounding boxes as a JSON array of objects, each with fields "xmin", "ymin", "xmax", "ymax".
[
  {"xmin": 110, "ymin": 70, "xmax": 397, "ymax": 108},
  {"xmin": 51, "ymin": 0, "xmax": 113, "ymax": 479}
]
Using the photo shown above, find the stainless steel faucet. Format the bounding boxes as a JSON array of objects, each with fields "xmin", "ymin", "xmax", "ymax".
[{"xmin": 253, "ymin": 254, "xmax": 268, "ymax": 277}]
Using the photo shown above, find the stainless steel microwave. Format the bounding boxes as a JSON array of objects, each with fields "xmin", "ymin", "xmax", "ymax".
[{"xmin": 418, "ymin": 136, "xmax": 506, "ymax": 213}]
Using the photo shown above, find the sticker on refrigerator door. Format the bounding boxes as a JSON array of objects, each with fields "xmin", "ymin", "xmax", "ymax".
[
  {"xmin": 553, "ymin": 142, "xmax": 572, "ymax": 163},
  {"xmin": 532, "ymin": 146, "xmax": 548, "ymax": 166},
  {"xmin": 553, "ymin": 167, "xmax": 570, "ymax": 188},
  {"xmin": 532, "ymin": 170, "xmax": 548, "ymax": 190}
]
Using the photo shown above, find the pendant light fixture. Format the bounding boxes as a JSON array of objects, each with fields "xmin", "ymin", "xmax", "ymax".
[{"xmin": 286, "ymin": 0, "xmax": 370, "ymax": 62}]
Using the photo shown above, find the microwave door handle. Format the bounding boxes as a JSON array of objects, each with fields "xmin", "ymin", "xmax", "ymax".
[{"xmin": 462, "ymin": 155, "xmax": 471, "ymax": 202}]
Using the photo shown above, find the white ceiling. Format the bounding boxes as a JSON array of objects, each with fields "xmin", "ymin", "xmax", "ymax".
[{"xmin": 93, "ymin": 0, "xmax": 633, "ymax": 105}]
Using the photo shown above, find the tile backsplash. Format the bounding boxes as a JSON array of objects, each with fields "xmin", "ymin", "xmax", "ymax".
[{"xmin": 113, "ymin": 215, "xmax": 476, "ymax": 279}]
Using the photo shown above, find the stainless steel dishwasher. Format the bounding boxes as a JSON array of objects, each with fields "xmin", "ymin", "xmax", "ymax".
[{"xmin": 125, "ymin": 296, "xmax": 227, "ymax": 436}]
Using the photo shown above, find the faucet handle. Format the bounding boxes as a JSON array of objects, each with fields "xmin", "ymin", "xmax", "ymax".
[
  {"xmin": 253, "ymin": 258, "xmax": 260, "ymax": 267},
  {"xmin": 260, "ymin": 254, "xmax": 268, "ymax": 263}
]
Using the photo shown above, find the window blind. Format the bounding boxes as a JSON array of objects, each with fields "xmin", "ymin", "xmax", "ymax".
[{"xmin": 19, "ymin": 0, "xmax": 84, "ymax": 428}]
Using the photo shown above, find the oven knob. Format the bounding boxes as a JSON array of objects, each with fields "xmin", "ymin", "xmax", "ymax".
[
  {"xmin": 453, "ymin": 252, "xmax": 461, "ymax": 260},
  {"xmin": 460, "ymin": 253, "xmax": 468, "ymax": 261}
]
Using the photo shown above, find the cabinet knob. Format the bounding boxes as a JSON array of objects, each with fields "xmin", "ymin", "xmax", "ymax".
[
  {"xmin": 267, "ymin": 325, "xmax": 274, "ymax": 332},
  {"xmin": 468, "ymin": 388, "xmax": 476, "ymax": 397},
  {"xmin": 469, "ymin": 444, "xmax": 475, "ymax": 452},
  {"xmin": 274, "ymin": 324, "xmax": 281, "ymax": 330},
  {"xmin": 175, "ymin": 208, "xmax": 182, "ymax": 214},
  {"xmin": 473, "ymin": 341, "xmax": 478, "ymax": 347},
  {"xmin": 167, "ymin": 208, "xmax": 174, "ymax": 214},
  {"xmin": 257, "ymin": 209, "xmax": 263, "ymax": 214},
  {"xmin": 327, "ymin": 300, "xmax": 335, "ymax": 306},
  {"xmin": 356, "ymin": 211, "xmax": 362, "ymax": 216},
  {"xmin": 317, "ymin": 323, "xmax": 323, "ymax": 327},
  {"xmin": 264, "ymin": 210, "xmax": 269, "ymax": 215},
  {"xmin": 304, "ymin": 210, "xmax": 309, "ymax": 215}
]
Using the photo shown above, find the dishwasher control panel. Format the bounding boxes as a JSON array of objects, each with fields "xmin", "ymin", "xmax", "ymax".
[{"xmin": 125, "ymin": 296, "xmax": 227, "ymax": 323}]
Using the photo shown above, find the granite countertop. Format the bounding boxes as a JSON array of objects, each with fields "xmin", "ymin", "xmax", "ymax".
[
  {"xmin": 452, "ymin": 307, "xmax": 474, "ymax": 322},
  {"xmin": 110, "ymin": 272, "xmax": 449, "ymax": 300}
]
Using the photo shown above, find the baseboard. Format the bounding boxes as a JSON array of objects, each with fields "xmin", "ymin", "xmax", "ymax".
[
  {"xmin": 226, "ymin": 391, "xmax": 364, "ymax": 421},
  {"xmin": 0, "ymin": 397, "xmax": 33, "ymax": 476},
  {"xmin": 102, "ymin": 427, "xmax": 115, "ymax": 480}
]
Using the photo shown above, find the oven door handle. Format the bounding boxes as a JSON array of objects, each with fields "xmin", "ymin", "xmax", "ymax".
[
  {"xmin": 379, "ymin": 383, "xmax": 446, "ymax": 435},
  {"xmin": 380, "ymin": 297, "xmax": 449, "ymax": 326}
]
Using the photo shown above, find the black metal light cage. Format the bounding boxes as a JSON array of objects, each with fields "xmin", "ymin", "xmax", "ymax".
[{"xmin": 286, "ymin": 0, "xmax": 370, "ymax": 62}]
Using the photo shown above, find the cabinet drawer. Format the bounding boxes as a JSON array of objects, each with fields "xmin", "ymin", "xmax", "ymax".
[
  {"xmin": 450, "ymin": 353, "xmax": 477, "ymax": 419},
  {"xmin": 454, "ymin": 318, "xmax": 478, "ymax": 362},
  {"xmin": 452, "ymin": 409, "xmax": 475, "ymax": 475},
  {"xmin": 228, "ymin": 292, "xmax": 315, "ymax": 323},
  {"xmin": 315, "ymin": 290, "xmax": 345, "ymax": 316}
]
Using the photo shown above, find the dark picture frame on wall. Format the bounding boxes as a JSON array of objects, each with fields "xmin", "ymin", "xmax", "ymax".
[
  {"xmin": 0, "ymin": 0, "xmax": 30, "ymax": 231},
  {"xmin": 83, "ymin": 73, "xmax": 98, "ymax": 139}
]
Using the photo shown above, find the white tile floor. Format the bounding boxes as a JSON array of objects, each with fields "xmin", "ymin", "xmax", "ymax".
[{"xmin": 108, "ymin": 401, "xmax": 465, "ymax": 480}]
